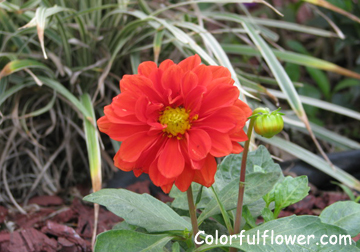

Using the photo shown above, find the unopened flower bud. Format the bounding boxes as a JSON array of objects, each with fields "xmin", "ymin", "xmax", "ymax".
[{"xmin": 253, "ymin": 108, "xmax": 284, "ymax": 138}]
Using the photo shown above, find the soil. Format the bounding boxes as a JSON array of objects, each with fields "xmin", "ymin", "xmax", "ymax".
[{"xmin": 0, "ymin": 181, "xmax": 358, "ymax": 252}]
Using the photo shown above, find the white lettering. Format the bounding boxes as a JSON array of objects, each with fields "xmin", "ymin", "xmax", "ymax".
[
  {"xmin": 205, "ymin": 234, "xmax": 213, "ymax": 245},
  {"xmin": 262, "ymin": 230, "xmax": 269, "ymax": 245},
  {"xmin": 339, "ymin": 234, "xmax": 351, "ymax": 245},
  {"xmin": 329, "ymin": 235, "xmax": 337, "ymax": 245},
  {"xmin": 220, "ymin": 235, "xmax": 228, "ymax": 245},
  {"xmin": 307, "ymin": 234, "xmax": 315, "ymax": 244},
  {"xmin": 194, "ymin": 231, "xmax": 204, "ymax": 245},
  {"xmin": 275, "ymin": 235, "xmax": 283, "ymax": 245},
  {"xmin": 297, "ymin": 235, "xmax": 306, "ymax": 245},
  {"xmin": 238, "ymin": 230, "xmax": 246, "ymax": 246},
  {"xmin": 247, "ymin": 234, "xmax": 256, "ymax": 245},
  {"xmin": 284, "ymin": 235, "xmax": 296, "ymax": 245},
  {"xmin": 229, "ymin": 234, "xmax": 237, "ymax": 245},
  {"xmin": 321, "ymin": 235, "xmax": 328, "ymax": 245}
]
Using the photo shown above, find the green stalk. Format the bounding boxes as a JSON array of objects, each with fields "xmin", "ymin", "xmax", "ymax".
[
  {"xmin": 187, "ymin": 185, "xmax": 200, "ymax": 248},
  {"xmin": 230, "ymin": 117, "xmax": 256, "ymax": 252}
]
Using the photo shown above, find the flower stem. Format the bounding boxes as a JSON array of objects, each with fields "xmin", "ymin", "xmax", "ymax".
[
  {"xmin": 187, "ymin": 185, "xmax": 200, "ymax": 247},
  {"xmin": 230, "ymin": 118, "xmax": 255, "ymax": 252}
]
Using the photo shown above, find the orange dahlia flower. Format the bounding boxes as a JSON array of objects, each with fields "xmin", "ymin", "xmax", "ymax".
[{"xmin": 97, "ymin": 55, "xmax": 252, "ymax": 193}]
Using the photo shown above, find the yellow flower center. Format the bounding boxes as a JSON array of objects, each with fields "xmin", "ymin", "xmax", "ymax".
[{"xmin": 159, "ymin": 106, "xmax": 191, "ymax": 137}]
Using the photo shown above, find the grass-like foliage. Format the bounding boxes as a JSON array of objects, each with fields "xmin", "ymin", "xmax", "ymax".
[{"xmin": 1, "ymin": 0, "xmax": 360, "ymax": 213}]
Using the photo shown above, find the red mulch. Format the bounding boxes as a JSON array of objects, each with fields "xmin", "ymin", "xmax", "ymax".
[
  {"xmin": 0, "ymin": 197, "xmax": 122, "ymax": 252},
  {"xmin": 0, "ymin": 182, "xmax": 357, "ymax": 251},
  {"xmin": 0, "ymin": 181, "xmax": 172, "ymax": 252}
]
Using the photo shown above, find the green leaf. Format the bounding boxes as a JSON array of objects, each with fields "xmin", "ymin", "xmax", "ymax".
[
  {"xmin": 305, "ymin": 67, "xmax": 331, "ymax": 100},
  {"xmin": 208, "ymin": 12, "xmax": 337, "ymax": 38},
  {"xmin": 84, "ymin": 188, "xmax": 191, "ymax": 232},
  {"xmin": 38, "ymin": 76, "xmax": 91, "ymax": 118},
  {"xmin": 171, "ymin": 242, "xmax": 180, "ymax": 252},
  {"xmin": 170, "ymin": 183, "xmax": 213, "ymax": 210},
  {"xmin": 285, "ymin": 63, "xmax": 300, "ymax": 82},
  {"xmin": 320, "ymin": 201, "xmax": 360, "ymax": 237},
  {"xmin": 94, "ymin": 230, "xmax": 173, "ymax": 252},
  {"xmin": 198, "ymin": 147, "xmax": 282, "ymax": 223},
  {"xmin": 243, "ymin": 205, "xmax": 256, "ymax": 228},
  {"xmin": 81, "ymin": 93, "xmax": 102, "ymax": 192},
  {"xmin": 0, "ymin": 59, "xmax": 52, "ymax": 79},
  {"xmin": 261, "ymin": 207, "xmax": 275, "ymax": 222},
  {"xmin": 334, "ymin": 78, "xmax": 360, "ymax": 93},
  {"xmin": 273, "ymin": 176, "xmax": 310, "ymax": 218},
  {"xmin": 195, "ymin": 215, "xmax": 359, "ymax": 251},
  {"xmin": 215, "ymin": 146, "xmax": 283, "ymax": 190},
  {"xmin": 112, "ymin": 221, "xmax": 138, "ymax": 231},
  {"xmin": 0, "ymin": 82, "xmax": 33, "ymax": 106}
]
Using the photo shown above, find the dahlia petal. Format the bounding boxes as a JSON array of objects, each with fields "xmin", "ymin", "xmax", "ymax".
[
  {"xmin": 148, "ymin": 68, "xmax": 164, "ymax": 95},
  {"xmin": 148, "ymin": 122, "xmax": 166, "ymax": 135},
  {"xmin": 104, "ymin": 105, "xmax": 143, "ymax": 125},
  {"xmin": 230, "ymin": 130, "xmax": 248, "ymax": 142},
  {"xmin": 149, "ymin": 159, "xmax": 175, "ymax": 187},
  {"xmin": 184, "ymin": 85, "xmax": 206, "ymax": 114},
  {"xmin": 145, "ymin": 102, "xmax": 164, "ymax": 123},
  {"xmin": 206, "ymin": 77, "xmax": 234, "ymax": 91},
  {"xmin": 208, "ymin": 65, "xmax": 231, "ymax": 79},
  {"xmin": 195, "ymin": 111, "xmax": 236, "ymax": 133},
  {"xmin": 120, "ymin": 75, "xmax": 162, "ymax": 102},
  {"xmin": 113, "ymin": 151, "xmax": 135, "ymax": 171},
  {"xmin": 193, "ymin": 154, "xmax": 217, "ymax": 187},
  {"xmin": 161, "ymin": 183, "xmax": 174, "ymax": 194},
  {"xmin": 97, "ymin": 116, "xmax": 111, "ymax": 133},
  {"xmin": 138, "ymin": 61, "xmax": 157, "ymax": 77},
  {"xmin": 119, "ymin": 132, "xmax": 159, "ymax": 162},
  {"xmin": 235, "ymin": 99, "xmax": 253, "ymax": 119},
  {"xmin": 159, "ymin": 59, "xmax": 175, "ymax": 71},
  {"xmin": 200, "ymin": 84, "xmax": 239, "ymax": 115},
  {"xmin": 135, "ymin": 96, "xmax": 149, "ymax": 123},
  {"xmin": 175, "ymin": 165, "xmax": 195, "ymax": 192},
  {"xmin": 110, "ymin": 94, "xmax": 136, "ymax": 117},
  {"xmin": 133, "ymin": 168, "xmax": 143, "ymax": 177},
  {"xmin": 206, "ymin": 130, "xmax": 233, "ymax": 157},
  {"xmin": 178, "ymin": 54, "xmax": 201, "ymax": 72},
  {"xmin": 187, "ymin": 129, "xmax": 211, "ymax": 161},
  {"xmin": 193, "ymin": 64, "xmax": 212, "ymax": 86},
  {"xmin": 98, "ymin": 119, "xmax": 149, "ymax": 141},
  {"xmin": 181, "ymin": 71, "xmax": 198, "ymax": 97},
  {"xmin": 161, "ymin": 65, "xmax": 183, "ymax": 103},
  {"xmin": 133, "ymin": 135, "xmax": 165, "ymax": 172},
  {"xmin": 158, "ymin": 138, "xmax": 185, "ymax": 178},
  {"xmin": 231, "ymin": 141, "xmax": 244, "ymax": 154},
  {"xmin": 190, "ymin": 158, "xmax": 206, "ymax": 170}
]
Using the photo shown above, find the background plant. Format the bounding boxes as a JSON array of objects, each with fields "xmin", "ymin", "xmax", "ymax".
[{"xmin": 0, "ymin": 0, "xmax": 359, "ymax": 225}]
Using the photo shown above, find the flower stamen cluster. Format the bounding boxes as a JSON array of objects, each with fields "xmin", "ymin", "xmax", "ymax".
[{"xmin": 159, "ymin": 106, "xmax": 192, "ymax": 138}]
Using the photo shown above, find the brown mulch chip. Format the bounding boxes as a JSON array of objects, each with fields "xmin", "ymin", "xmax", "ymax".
[
  {"xmin": 282, "ymin": 190, "xmax": 349, "ymax": 217},
  {"xmin": 0, "ymin": 196, "xmax": 122, "ymax": 252},
  {"xmin": 28, "ymin": 195, "xmax": 64, "ymax": 207}
]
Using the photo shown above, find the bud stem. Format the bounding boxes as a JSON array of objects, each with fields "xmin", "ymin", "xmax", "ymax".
[
  {"xmin": 230, "ymin": 116, "xmax": 256, "ymax": 252},
  {"xmin": 187, "ymin": 185, "xmax": 200, "ymax": 248}
]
